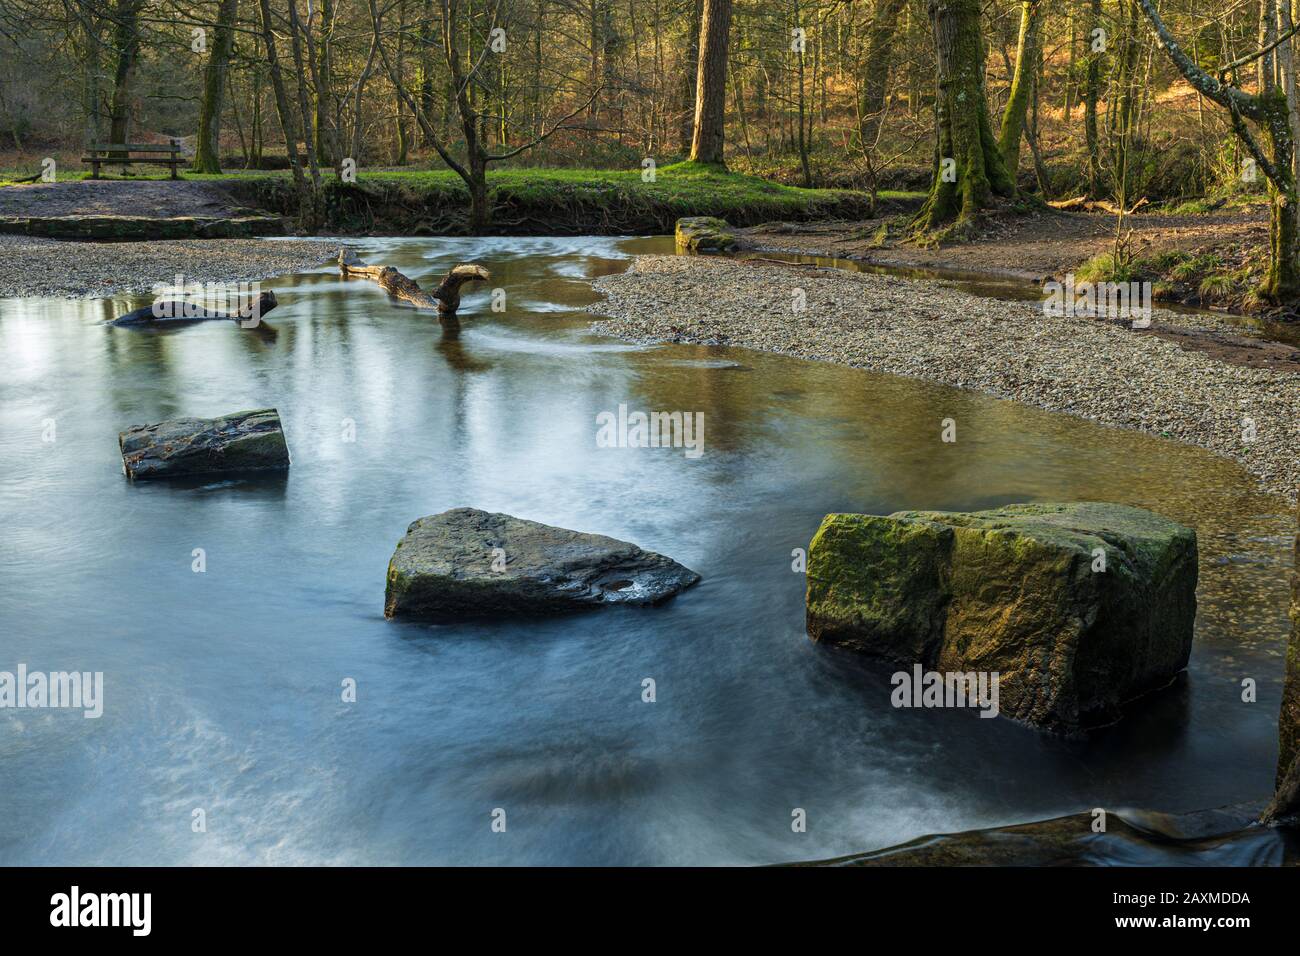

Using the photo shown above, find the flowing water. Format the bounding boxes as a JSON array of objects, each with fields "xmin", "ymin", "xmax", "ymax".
[{"xmin": 0, "ymin": 235, "xmax": 1294, "ymax": 866}]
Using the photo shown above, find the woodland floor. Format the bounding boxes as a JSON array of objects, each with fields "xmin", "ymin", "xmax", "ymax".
[{"xmin": 743, "ymin": 205, "xmax": 1267, "ymax": 285}]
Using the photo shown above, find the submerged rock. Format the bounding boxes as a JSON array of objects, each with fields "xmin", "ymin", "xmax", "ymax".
[
  {"xmin": 119, "ymin": 408, "xmax": 290, "ymax": 479},
  {"xmin": 802, "ymin": 803, "xmax": 1286, "ymax": 867},
  {"xmin": 384, "ymin": 508, "xmax": 700, "ymax": 622},
  {"xmin": 805, "ymin": 502, "xmax": 1198, "ymax": 735},
  {"xmin": 110, "ymin": 290, "xmax": 278, "ymax": 327},
  {"xmin": 674, "ymin": 216, "xmax": 738, "ymax": 254}
]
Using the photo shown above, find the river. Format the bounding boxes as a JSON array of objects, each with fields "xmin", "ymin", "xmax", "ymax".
[{"xmin": 0, "ymin": 235, "xmax": 1292, "ymax": 865}]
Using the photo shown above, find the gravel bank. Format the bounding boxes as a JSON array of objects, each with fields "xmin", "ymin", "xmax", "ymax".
[
  {"xmin": 0, "ymin": 235, "xmax": 336, "ymax": 298},
  {"xmin": 589, "ymin": 255, "xmax": 1300, "ymax": 502}
]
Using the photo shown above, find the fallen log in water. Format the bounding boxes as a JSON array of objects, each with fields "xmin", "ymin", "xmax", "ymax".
[{"xmin": 336, "ymin": 247, "xmax": 490, "ymax": 315}]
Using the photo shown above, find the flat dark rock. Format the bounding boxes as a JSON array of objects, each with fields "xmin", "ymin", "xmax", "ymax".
[
  {"xmin": 110, "ymin": 290, "xmax": 277, "ymax": 327},
  {"xmin": 119, "ymin": 408, "xmax": 290, "ymax": 479},
  {"xmin": 384, "ymin": 507, "xmax": 701, "ymax": 622}
]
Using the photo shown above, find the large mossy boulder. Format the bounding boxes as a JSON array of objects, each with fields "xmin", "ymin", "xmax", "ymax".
[
  {"xmin": 805, "ymin": 502, "xmax": 1198, "ymax": 735},
  {"xmin": 674, "ymin": 216, "xmax": 738, "ymax": 254},
  {"xmin": 119, "ymin": 408, "xmax": 290, "ymax": 479},
  {"xmin": 385, "ymin": 507, "xmax": 701, "ymax": 622}
]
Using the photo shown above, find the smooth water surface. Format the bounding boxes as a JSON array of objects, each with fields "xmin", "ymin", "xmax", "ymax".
[{"xmin": 0, "ymin": 236, "xmax": 1293, "ymax": 865}]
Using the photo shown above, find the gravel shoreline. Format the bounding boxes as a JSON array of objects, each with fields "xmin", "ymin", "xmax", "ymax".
[
  {"xmin": 0, "ymin": 235, "xmax": 337, "ymax": 298},
  {"xmin": 589, "ymin": 255, "xmax": 1300, "ymax": 502}
]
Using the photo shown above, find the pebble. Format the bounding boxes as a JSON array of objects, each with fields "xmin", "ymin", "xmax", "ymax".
[{"xmin": 0, "ymin": 235, "xmax": 336, "ymax": 298}]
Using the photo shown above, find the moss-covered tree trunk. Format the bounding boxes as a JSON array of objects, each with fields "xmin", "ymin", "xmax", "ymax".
[
  {"xmin": 913, "ymin": 0, "xmax": 1015, "ymax": 232},
  {"xmin": 997, "ymin": 0, "xmax": 1042, "ymax": 180},
  {"xmin": 856, "ymin": 0, "xmax": 907, "ymax": 150},
  {"xmin": 193, "ymin": 0, "xmax": 240, "ymax": 174},
  {"xmin": 688, "ymin": 0, "xmax": 733, "ymax": 165},
  {"xmin": 1261, "ymin": 93, "xmax": 1300, "ymax": 300}
]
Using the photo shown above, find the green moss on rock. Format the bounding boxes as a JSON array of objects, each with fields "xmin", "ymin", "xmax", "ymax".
[
  {"xmin": 806, "ymin": 502, "xmax": 1198, "ymax": 735},
  {"xmin": 675, "ymin": 216, "xmax": 738, "ymax": 254}
]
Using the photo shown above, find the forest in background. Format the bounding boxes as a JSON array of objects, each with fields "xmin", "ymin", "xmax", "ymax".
[
  {"xmin": 3, "ymin": 0, "xmax": 1300, "ymax": 298},
  {"xmin": 0, "ymin": 1, "xmax": 1277, "ymax": 197}
]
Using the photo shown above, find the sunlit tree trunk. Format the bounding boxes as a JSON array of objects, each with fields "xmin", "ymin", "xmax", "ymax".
[
  {"xmin": 997, "ymin": 0, "xmax": 1042, "ymax": 180},
  {"xmin": 688, "ymin": 0, "xmax": 733, "ymax": 165},
  {"xmin": 680, "ymin": 0, "xmax": 703, "ymax": 153},
  {"xmin": 1084, "ymin": 0, "xmax": 1102, "ymax": 196}
]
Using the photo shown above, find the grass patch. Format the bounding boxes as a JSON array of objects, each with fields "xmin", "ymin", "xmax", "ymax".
[
  {"xmin": 1075, "ymin": 251, "xmax": 1143, "ymax": 285},
  {"xmin": 221, "ymin": 161, "xmax": 872, "ymax": 233},
  {"xmin": 1, "ymin": 160, "xmax": 871, "ymax": 234},
  {"xmin": 1074, "ymin": 245, "xmax": 1265, "ymax": 311}
]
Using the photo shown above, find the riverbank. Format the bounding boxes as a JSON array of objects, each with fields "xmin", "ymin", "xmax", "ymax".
[
  {"xmin": 0, "ymin": 234, "xmax": 335, "ymax": 298},
  {"xmin": 588, "ymin": 255, "xmax": 1300, "ymax": 502},
  {"xmin": 741, "ymin": 204, "xmax": 1281, "ymax": 316},
  {"xmin": 0, "ymin": 165, "xmax": 878, "ymax": 237}
]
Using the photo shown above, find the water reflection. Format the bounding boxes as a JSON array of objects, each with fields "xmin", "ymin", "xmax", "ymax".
[{"xmin": 0, "ymin": 235, "xmax": 1292, "ymax": 866}]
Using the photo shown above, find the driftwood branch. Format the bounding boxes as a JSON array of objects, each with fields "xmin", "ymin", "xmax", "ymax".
[
  {"xmin": 1048, "ymin": 195, "xmax": 1150, "ymax": 216},
  {"xmin": 337, "ymin": 247, "xmax": 490, "ymax": 314}
]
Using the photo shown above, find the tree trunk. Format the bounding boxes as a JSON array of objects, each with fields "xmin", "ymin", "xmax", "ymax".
[
  {"xmin": 315, "ymin": 0, "xmax": 335, "ymax": 166},
  {"xmin": 857, "ymin": 0, "xmax": 907, "ymax": 150},
  {"xmin": 997, "ymin": 0, "xmax": 1043, "ymax": 180},
  {"xmin": 257, "ymin": 0, "xmax": 315, "ymax": 225},
  {"xmin": 193, "ymin": 0, "xmax": 240, "ymax": 173},
  {"xmin": 419, "ymin": 0, "xmax": 436, "ymax": 144},
  {"xmin": 688, "ymin": 0, "xmax": 733, "ymax": 165},
  {"xmin": 1135, "ymin": 0, "xmax": 1299, "ymax": 300},
  {"xmin": 1262, "ymin": 94, "xmax": 1300, "ymax": 300},
  {"xmin": 285, "ymin": 0, "xmax": 323, "ymax": 187},
  {"xmin": 1260, "ymin": 0, "xmax": 1278, "ymax": 94},
  {"xmin": 80, "ymin": 11, "xmax": 105, "ymax": 148},
  {"xmin": 913, "ymin": 0, "xmax": 1015, "ymax": 232},
  {"xmin": 107, "ymin": 0, "xmax": 144, "ymax": 157},
  {"xmin": 680, "ymin": 0, "xmax": 704, "ymax": 154},
  {"xmin": 1084, "ymin": 0, "xmax": 1102, "ymax": 196}
]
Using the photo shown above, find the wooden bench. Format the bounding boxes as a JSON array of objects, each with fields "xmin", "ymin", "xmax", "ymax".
[{"xmin": 82, "ymin": 140, "xmax": 183, "ymax": 179}]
